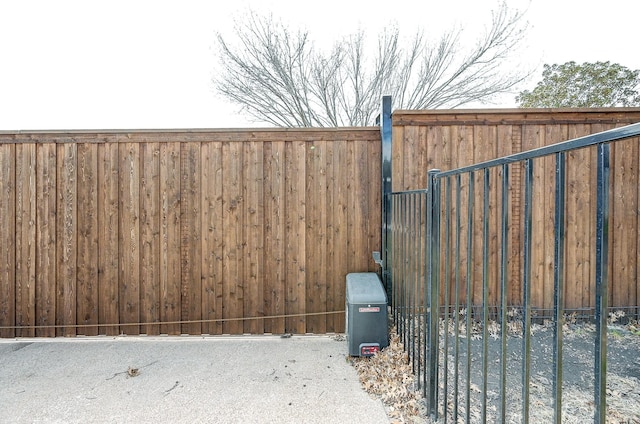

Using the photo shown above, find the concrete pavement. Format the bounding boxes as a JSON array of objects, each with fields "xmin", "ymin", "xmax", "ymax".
[{"xmin": 0, "ymin": 335, "xmax": 389, "ymax": 423}]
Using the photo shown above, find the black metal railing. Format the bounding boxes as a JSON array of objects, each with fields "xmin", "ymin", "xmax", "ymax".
[{"xmin": 388, "ymin": 122, "xmax": 640, "ymax": 423}]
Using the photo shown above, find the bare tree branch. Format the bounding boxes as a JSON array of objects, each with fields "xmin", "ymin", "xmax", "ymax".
[{"xmin": 213, "ymin": 3, "xmax": 530, "ymax": 127}]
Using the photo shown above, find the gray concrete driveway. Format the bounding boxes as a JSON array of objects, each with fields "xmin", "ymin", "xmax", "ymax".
[{"xmin": 0, "ymin": 335, "xmax": 389, "ymax": 423}]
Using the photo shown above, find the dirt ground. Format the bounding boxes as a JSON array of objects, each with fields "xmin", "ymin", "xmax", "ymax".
[{"xmin": 352, "ymin": 315, "xmax": 640, "ymax": 424}]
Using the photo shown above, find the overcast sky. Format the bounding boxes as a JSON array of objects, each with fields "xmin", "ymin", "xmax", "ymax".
[{"xmin": 1, "ymin": 0, "xmax": 639, "ymax": 130}]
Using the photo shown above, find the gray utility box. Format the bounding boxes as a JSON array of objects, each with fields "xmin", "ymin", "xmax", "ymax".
[{"xmin": 345, "ymin": 272, "xmax": 389, "ymax": 357}]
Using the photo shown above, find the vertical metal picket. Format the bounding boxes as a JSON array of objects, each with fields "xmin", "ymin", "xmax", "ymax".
[
  {"xmin": 453, "ymin": 174, "xmax": 462, "ymax": 423},
  {"xmin": 481, "ymin": 168, "xmax": 490, "ymax": 422},
  {"xmin": 465, "ymin": 172, "xmax": 474, "ymax": 423},
  {"xmin": 553, "ymin": 152, "xmax": 566, "ymax": 423},
  {"xmin": 522, "ymin": 159, "xmax": 534, "ymax": 424},
  {"xmin": 442, "ymin": 177, "xmax": 452, "ymax": 424},
  {"xmin": 594, "ymin": 143, "xmax": 610, "ymax": 424},
  {"xmin": 427, "ymin": 169, "xmax": 441, "ymax": 420},
  {"xmin": 415, "ymin": 193, "xmax": 423, "ymax": 385},
  {"xmin": 499, "ymin": 163, "xmax": 510, "ymax": 422}
]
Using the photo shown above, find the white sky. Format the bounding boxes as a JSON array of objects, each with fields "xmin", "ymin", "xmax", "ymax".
[{"xmin": 1, "ymin": 0, "xmax": 639, "ymax": 130}]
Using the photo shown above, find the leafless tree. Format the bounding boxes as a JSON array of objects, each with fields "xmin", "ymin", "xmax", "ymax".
[{"xmin": 214, "ymin": 3, "xmax": 529, "ymax": 127}]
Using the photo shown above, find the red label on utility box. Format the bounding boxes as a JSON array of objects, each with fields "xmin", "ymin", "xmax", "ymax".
[
  {"xmin": 358, "ymin": 306, "xmax": 380, "ymax": 313},
  {"xmin": 361, "ymin": 345, "xmax": 380, "ymax": 356}
]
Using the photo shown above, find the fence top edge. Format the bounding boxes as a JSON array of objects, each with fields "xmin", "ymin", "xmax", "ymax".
[
  {"xmin": 392, "ymin": 108, "xmax": 640, "ymax": 125},
  {"xmin": 0, "ymin": 126, "xmax": 381, "ymax": 143}
]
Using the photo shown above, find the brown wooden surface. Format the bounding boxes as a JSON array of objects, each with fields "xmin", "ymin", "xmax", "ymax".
[
  {"xmin": 159, "ymin": 142, "xmax": 181, "ymax": 335},
  {"xmin": 77, "ymin": 143, "xmax": 99, "ymax": 336},
  {"xmin": 180, "ymin": 142, "xmax": 202, "ymax": 335},
  {"xmin": 0, "ymin": 128, "xmax": 380, "ymax": 337},
  {"xmin": 284, "ymin": 141, "xmax": 306, "ymax": 334},
  {"xmin": 2, "ymin": 109, "xmax": 640, "ymax": 337},
  {"xmin": 15, "ymin": 144, "xmax": 36, "ymax": 337},
  {"xmin": 140, "ymin": 143, "xmax": 160, "ymax": 335},
  {"xmin": 56, "ymin": 143, "xmax": 77, "ymax": 336},
  {"xmin": 0, "ymin": 144, "xmax": 16, "ymax": 338},
  {"xmin": 98, "ymin": 143, "xmax": 120, "ymax": 336},
  {"xmin": 393, "ymin": 109, "xmax": 640, "ymax": 315}
]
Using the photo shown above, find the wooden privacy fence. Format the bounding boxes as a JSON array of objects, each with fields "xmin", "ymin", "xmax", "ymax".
[
  {"xmin": 0, "ymin": 128, "xmax": 381, "ymax": 337},
  {"xmin": 392, "ymin": 108, "xmax": 640, "ymax": 317}
]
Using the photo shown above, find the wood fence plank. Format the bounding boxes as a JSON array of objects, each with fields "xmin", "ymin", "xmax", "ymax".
[
  {"xmin": 0, "ymin": 144, "xmax": 16, "ymax": 338},
  {"xmin": 140, "ymin": 143, "xmax": 160, "ymax": 335},
  {"xmin": 285, "ymin": 141, "xmax": 306, "ymax": 333},
  {"xmin": 159, "ymin": 142, "xmax": 181, "ymax": 335},
  {"xmin": 244, "ymin": 141, "xmax": 265, "ymax": 334},
  {"xmin": 36, "ymin": 144, "xmax": 56, "ymax": 337},
  {"xmin": 201, "ymin": 141, "xmax": 224, "ymax": 335},
  {"xmin": 487, "ymin": 126, "xmax": 500, "ymax": 309},
  {"xmin": 450, "ymin": 125, "xmax": 471, "ymax": 307},
  {"xmin": 495, "ymin": 125, "xmax": 513, "ymax": 311},
  {"xmin": 565, "ymin": 124, "xmax": 592, "ymax": 312},
  {"xmin": 346, "ymin": 141, "xmax": 358, "ymax": 274},
  {"xmin": 403, "ymin": 126, "xmax": 420, "ymax": 190},
  {"xmin": 329, "ymin": 140, "xmax": 348, "ymax": 333},
  {"xmin": 56, "ymin": 143, "xmax": 77, "ymax": 337},
  {"xmin": 98, "ymin": 143, "xmax": 119, "ymax": 335},
  {"xmin": 544, "ymin": 126, "xmax": 567, "ymax": 312},
  {"xmin": 325, "ymin": 141, "xmax": 336, "ymax": 332},
  {"xmin": 509, "ymin": 126, "xmax": 523, "ymax": 306},
  {"xmin": 392, "ymin": 126, "xmax": 404, "ymax": 192},
  {"xmin": 76, "ymin": 143, "xmax": 99, "ymax": 336},
  {"xmin": 429, "ymin": 125, "xmax": 450, "ymax": 306},
  {"xmin": 523, "ymin": 125, "xmax": 545, "ymax": 314},
  {"xmin": 610, "ymin": 136, "xmax": 638, "ymax": 308},
  {"xmin": 119, "ymin": 143, "xmax": 140, "ymax": 335},
  {"xmin": 367, "ymin": 137, "xmax": 382, "ymax": 273},
  {"xmin": 306, "ymin": 139, "xmax": 327, "ymax": 334},
  {"xmin": 181, "ymin": 142, "xmax": 202, "ymax": 335},
  {"xmin": 263, "ymin": 141, "xmax": 286, "ymax": 334},
  {"xmin": 222, "ymin": 141, "xmax": 243, "ymax": 334},
  {"xmin": 472, "ymin": 125, "xmax": 488, "ymax": 310},
  {"xmin": 15, "ymin": 144, "xmax": 36, "ymax": 337}
]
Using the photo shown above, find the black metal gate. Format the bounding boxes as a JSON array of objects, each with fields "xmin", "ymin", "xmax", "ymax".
[{"xmin": 382, "ymin": 112, "xmax": 640, "ymax": 423}]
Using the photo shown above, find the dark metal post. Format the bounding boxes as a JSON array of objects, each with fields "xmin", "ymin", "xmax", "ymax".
[
  {"xmin": 499, "ymin": 164, "xmax": 510, "ymax": 422},
  {"xmin": 426, "ymin": 169, "xmax": 441, "ymax": 419},
  {"xmin": 380, "ymin": 96, "xmax": 393, "ymax": 301},
  {"xmin": 481, "ymin": 168, "xmax": 490, "ymax": 422},
  {"xmin": 553, "ymin": 152, "xmax": 566, "ymax": 423},
  {"xmin": 522, "ymin": 159, "xmax": 534, "ymax": 424},
  {"xmin": 594, "ymin": 143, "xmax": 610, "ymax": 424},
  {"xmin": 453, "ymin": 174, "xmax": 462, "ymax": 423},
  {"xmin": 465, "ymin": 172, "xmax": 474, "ymax": 423}
]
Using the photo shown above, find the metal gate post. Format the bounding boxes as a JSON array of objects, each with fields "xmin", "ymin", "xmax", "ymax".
[
  {"xmin": 426, "ymin": 169, "xmax": 441, "ymax": 419},
  {"xmin": 379, "ymin": 96, "xmax": 393, "ymax": 301}
]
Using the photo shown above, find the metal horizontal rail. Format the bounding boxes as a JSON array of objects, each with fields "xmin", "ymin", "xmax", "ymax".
[
  {"xmin": 391, "ymin": 189, "xmax": 428, "ymax": 196},
  {"xmin": 436, "ymin": 122, "xmax": 640, "ymax": 178}
]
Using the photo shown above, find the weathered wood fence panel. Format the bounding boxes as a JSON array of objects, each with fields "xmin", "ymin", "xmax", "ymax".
[
  {"xmin": 392, "ymin": 109, "xmax": 640, "ymax": 316},
  {"xmin": 3, "ymin": 109, "xmax": 640, "ymax": 337},
  {"xmin": 0, "ymin": 129, "xmax": 381, "ymax": 336}
]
